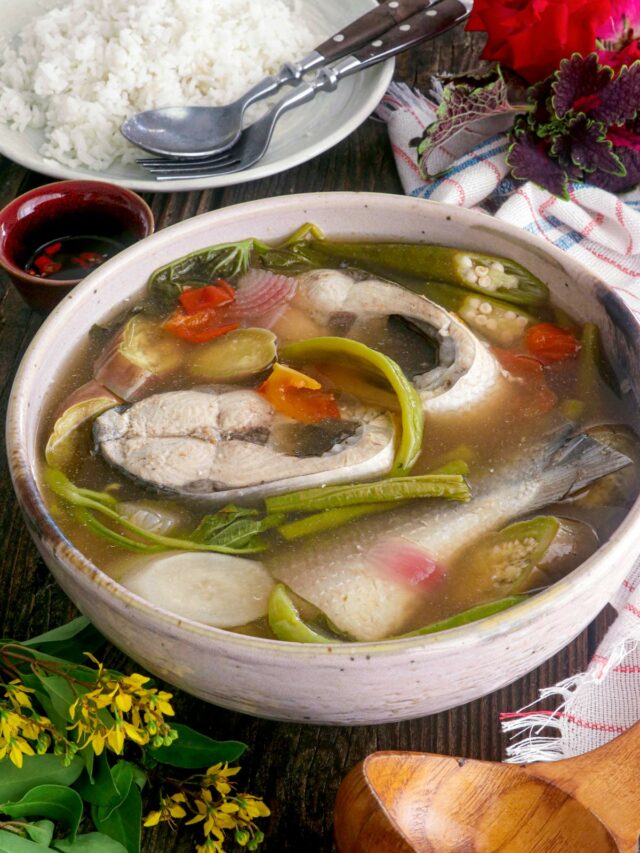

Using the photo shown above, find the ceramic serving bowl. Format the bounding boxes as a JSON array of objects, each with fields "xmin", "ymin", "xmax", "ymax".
[
  {"xmin": 7, "ymin": 193, "xmax": 640, "ymax": 725},
  {"xmin": 0, "ymin": 180, "xmax": 154, "ymax": 312}
]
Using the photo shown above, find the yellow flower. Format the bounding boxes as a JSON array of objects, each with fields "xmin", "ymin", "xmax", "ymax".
[
  {"xmin": 0, "ymin": 709, "xmax": 22, "ymax": 741},
  {"xmin": 115, "ymin": 692, "xmax": 132, "ymax": 713},
  {"xmin": 7, "ymin": 735, "xmax": 35, "ymax": 768},
  {"xmin": 143, "ymin": 810, "xmax": 162, "ymax": 828},
  {"xmin": 107, "ymin": 726, "xmax": 125, "ymax": 754},
  {"xmin": 143, "ymin": 793, "xmax": 188, "ymax": 828},
  {"xmin": 120, "ymin": 673, "xmax": 151, "ymax": 691},
  {"xmin": 236, "ymin": 796, "xmax": 271, "ymax": 821},
  {"xmin": 4, "ymin": 681, "xmax": 35, "ymax": 709}
]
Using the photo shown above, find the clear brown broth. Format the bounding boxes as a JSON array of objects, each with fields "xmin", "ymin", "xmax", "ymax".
[{"xmin": 39, "ymin": 262, "xmax": 640, "ymax": 640}]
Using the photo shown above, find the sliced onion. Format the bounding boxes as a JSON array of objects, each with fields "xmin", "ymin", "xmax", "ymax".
[{"xmin": 228, "ymin": 269, "xmax": 297, "ymax": 329}]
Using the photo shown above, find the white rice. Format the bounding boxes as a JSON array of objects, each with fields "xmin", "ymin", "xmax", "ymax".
[{"xmin": 0, "ymin": 0, "xmax": 321, "ymax": 170}]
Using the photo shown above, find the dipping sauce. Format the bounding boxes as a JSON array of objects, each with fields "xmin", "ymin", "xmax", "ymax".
[{"xmin": 25, "ymin": 235, "xmax": 125, "ymax": 280}]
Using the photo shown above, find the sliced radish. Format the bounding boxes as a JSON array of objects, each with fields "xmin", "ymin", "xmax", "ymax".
[{"xmin": 121, "ymin": 551, "xmax": 274, "ymax": 628}]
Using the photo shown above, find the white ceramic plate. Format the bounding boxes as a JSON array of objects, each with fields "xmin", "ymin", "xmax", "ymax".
[{"xmin": 0, "ymin": 0, "xmax": 393, "ymax": 192}]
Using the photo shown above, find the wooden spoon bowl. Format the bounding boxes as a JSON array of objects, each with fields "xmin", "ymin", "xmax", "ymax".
[{"xmin": 335, "ymin": 723, "xmax": 640, "ymax": 852}]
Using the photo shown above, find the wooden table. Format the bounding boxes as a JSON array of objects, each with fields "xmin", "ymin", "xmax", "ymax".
[{"xmin": 0, "ymin": 24, "xmax": 617, "ymax": 852}]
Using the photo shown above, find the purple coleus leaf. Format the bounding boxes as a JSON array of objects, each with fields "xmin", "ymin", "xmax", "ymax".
[
  {"xmin": 418, "ymin": 70, "xmax": 526, "ymax": 177},
  {"xmin": 552, "ymin": 115, "xmax": 626, "ymax": 175},
  {"xmin": 592, "ymin": 61, "xmax": 640, "ymax": 124},
  {"xmin": 553, "ymin": 53, "xmax": 613, "ymax": 118},
  {"xmin": 507, "ymin": 127, "xmax": 574, "ymax": 199},
  {"xmin": 587, "ymin": 145, "xmax": 640, "ymax": 191},
  {"xmin": 527, "ymin": 77, "xmax": 556, "ymax": 128}
]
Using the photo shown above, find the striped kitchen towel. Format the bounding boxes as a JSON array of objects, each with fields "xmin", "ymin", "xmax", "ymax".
[
  {"xmin": 377, "ymin": 82, "xmax": 640, "ymax": 320},
  {"xmin": 378, "ymin": 82, "xmax": 640, "ymax": 761}
]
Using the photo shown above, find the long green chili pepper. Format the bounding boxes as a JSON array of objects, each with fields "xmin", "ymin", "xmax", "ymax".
[
  {"xmin": 268, "ymin": 584, "xmax": 335, "ymax": 644},
  {"xmin": 578, "ymin": 322, "xmax": 602, "ymax": 399},
  {"xmin": 280, "ymin": 337, "xmax": 423, "ymax": 475},
  {"xmin": 266, "ymin": 474, "xmax": 470, "ymax": 515},
  {"xmin": 308, "ymin": 241, "xmax": 549, "ymax": 307},
  {"xmin": 397, "ymin": 595, "xmax": 528, "ymax": 638}
]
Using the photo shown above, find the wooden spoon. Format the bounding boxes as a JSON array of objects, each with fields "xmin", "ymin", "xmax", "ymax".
[{"xmin": 334, "ymin": 722, "xmax": 640, "ymax": 852}]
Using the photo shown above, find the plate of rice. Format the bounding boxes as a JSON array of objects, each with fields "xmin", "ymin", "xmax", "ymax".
[{"xmin": 0, "ymin": 0, "xmax": 394, "ymax": 191}]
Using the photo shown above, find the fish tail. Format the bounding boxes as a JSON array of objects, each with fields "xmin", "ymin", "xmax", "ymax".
[{"xmin": 538, "ymin": 433, "xmax": 631, "ymax": 503}]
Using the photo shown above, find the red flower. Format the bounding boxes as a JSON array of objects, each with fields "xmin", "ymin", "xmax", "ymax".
[
  {"xmin": 466, "ymin": 0, "xmax": 628, "ymax": 83},
  {"xmin": 597, "ymin": 0, "xmax": 640, "ymax": 39},
  {"xmin": 598, "ymin": 40, "xmax": 640, "ymax": 72}
]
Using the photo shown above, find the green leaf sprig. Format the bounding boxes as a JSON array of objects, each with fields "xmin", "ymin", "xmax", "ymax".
[{"xmin": 0, "ymin": 619, "xmax": 269, "ymax": 853}]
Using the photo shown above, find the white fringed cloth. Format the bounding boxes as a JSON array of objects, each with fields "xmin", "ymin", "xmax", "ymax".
[{"xmin": 377, "ymin": 82, "xmax": 640, "ymax": 761}]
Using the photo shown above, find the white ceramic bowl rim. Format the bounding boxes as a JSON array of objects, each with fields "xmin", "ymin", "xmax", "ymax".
[{"xmin": 7, "ymin": 192, "xmax": 640, "ymax": 659}]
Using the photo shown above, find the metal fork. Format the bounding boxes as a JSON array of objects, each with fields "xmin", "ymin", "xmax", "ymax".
[{"xmin": 137, "ymin": 0, "xmax": 472, "ymax": 181}]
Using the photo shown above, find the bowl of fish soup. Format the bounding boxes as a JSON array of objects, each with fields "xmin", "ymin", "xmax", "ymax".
[{"xmin": 7, "ymin": 192, "xmax": 640, "ymax": 724}]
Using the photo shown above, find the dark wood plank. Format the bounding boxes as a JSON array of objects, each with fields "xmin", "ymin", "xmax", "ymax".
[{"xmin": 0, "ymin": 24, "xmax": 620, "ymax": 853}]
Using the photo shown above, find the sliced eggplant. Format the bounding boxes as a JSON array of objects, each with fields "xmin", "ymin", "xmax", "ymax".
[
  {"xmin": 188, "ymin": 328, "xmax": 277, "ymax": 382},
  {"xmin": 94, "ymin": 314, "xmax": 184, "ymax": 401},
  {"xmin": 45, "ymin": 380, "xmax": 121, "ymax": 468}
]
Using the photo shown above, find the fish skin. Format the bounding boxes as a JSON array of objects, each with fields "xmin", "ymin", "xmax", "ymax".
[
  {"xmin": 94, "ymin": 388, "xmax": 396, "ymax": 504},
  {"xmin": 291, "ymin": 269, "xmax": 505, "ymax": 415},
  {"xmin": 270, "ymin": 433, "xmax": 632, "ymax": 642}
]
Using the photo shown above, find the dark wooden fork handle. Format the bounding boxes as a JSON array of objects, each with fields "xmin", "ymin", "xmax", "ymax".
[{"xmin": 315, "ymin": 0, "xmax": 435, "ymax": 64}]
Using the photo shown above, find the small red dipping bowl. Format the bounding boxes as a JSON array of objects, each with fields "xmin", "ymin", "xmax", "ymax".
[{"xmin": 0, "ymin": 180, "xmax": 154, "ymax": 312}]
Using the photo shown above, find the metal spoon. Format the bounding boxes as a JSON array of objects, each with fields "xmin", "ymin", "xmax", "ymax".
[
  {"xmin": 120, "ymin": 0, "xmax": 435, "ymax": 158},
  {"xmin": 334, "ymin": 721, "xmax": 640, "ymax": 852},
  {"xmin": 137, "ymin": 0, "xmax": 472, "ymax": 180}
]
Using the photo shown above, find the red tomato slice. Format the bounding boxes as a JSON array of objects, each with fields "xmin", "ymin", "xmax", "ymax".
[
  {"xmin": 179, "ymin": 281, "xmax": 235, "ymax": 315},
  {"xmin": 526, "ymin": 323, "xmax": 580, "ymax": 364},
  {"xmin": 163, "ymin": 305, "xmax": 238, "ymax": 343},
  {"xmin": 492, "ymin": 347, "xmax": 544, "ymax": 377},
  {"xmin": 259, "ymin": 364, "xmax": 340, "ymax": 423}
]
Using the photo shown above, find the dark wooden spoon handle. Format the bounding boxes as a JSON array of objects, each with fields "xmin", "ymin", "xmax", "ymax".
[{"xmin": 314, "ymin": 0, "xmax": 435, "ymax": 64}]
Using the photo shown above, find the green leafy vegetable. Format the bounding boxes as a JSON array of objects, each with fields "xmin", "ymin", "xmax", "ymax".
[
  {"xmin": 277, "ymin": 460, "xmax": 470, "ymax": 540},
  {"xmin": 398, "ymin": 595, "xmax": 528, "ymax": 637},
  {"xmin": 46, "ymin": 469, "xmax": 266, "ymax": 555},
  {"xmin": 266, "ymin": 473, "xmax": 470, "ymax": 515},
  {"xmin": 148, "ymin": 239, "xmax": 257, "ymax": 307},
  {"xmin": 147, "ymin": 223, "xmax": 328, "ymax": 307},
  {"xmin": 191, "ymin": 506, "xmax": 285, "ymax": 550},
  {"xmin": 148, "ymin": 724, "xmax": 246, "ymax": 769},
  {"xmin": 280, "ymin": 337, "xmax": 423, "ymax": 475},
  {"xmin": 278, "ymin": 502, "xmax": 400, "ymax": 541}
]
